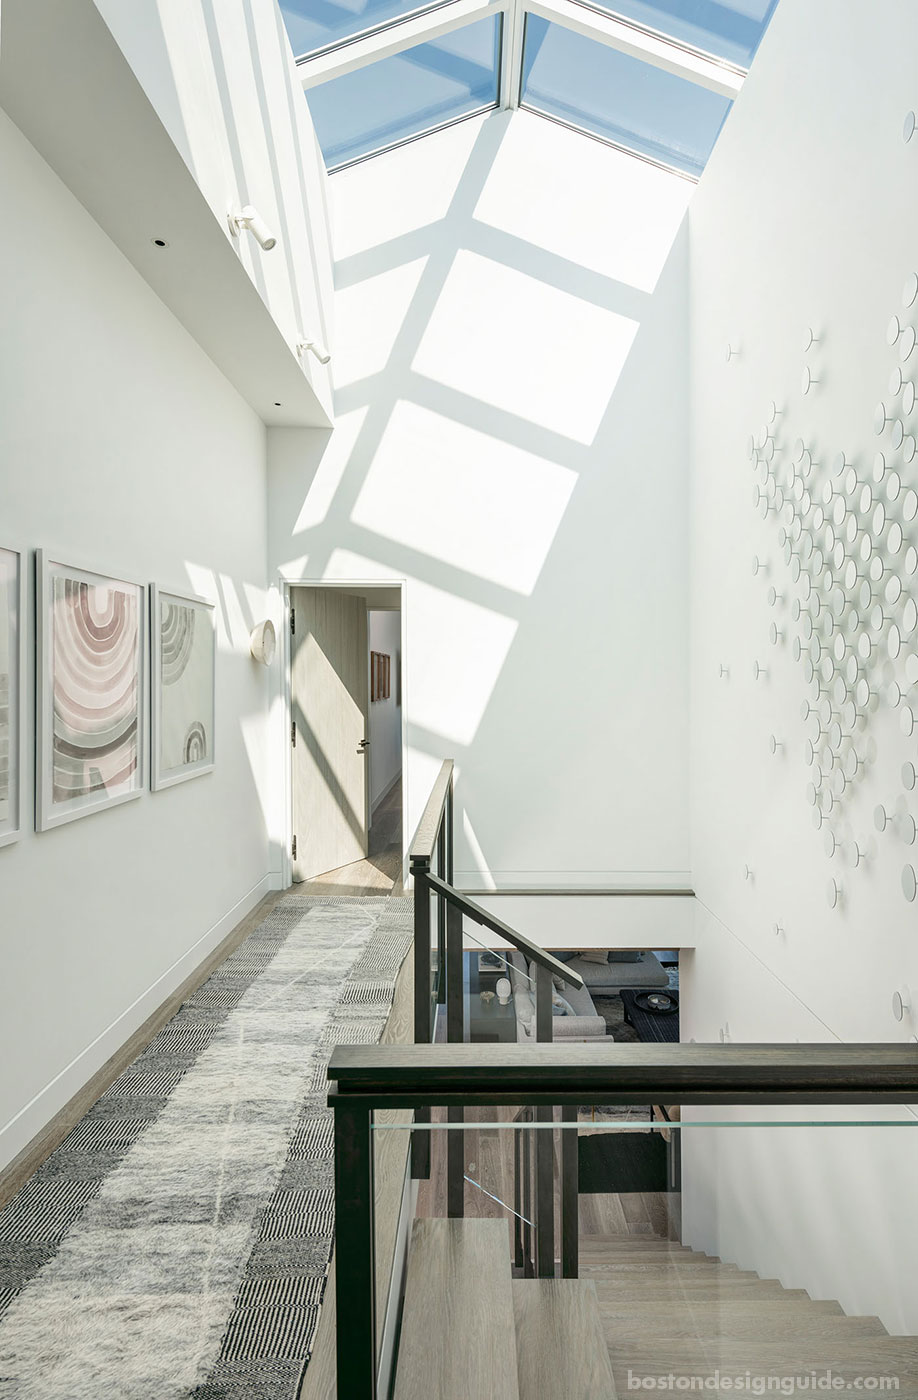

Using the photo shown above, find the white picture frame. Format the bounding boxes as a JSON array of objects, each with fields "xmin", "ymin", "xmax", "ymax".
[
  {"xmin": 151, "ymin": 585, "xmax": 216, "ymax": 791},
  {"xmin": 0, "ymin": 545, "xmax": 26, "ymax": 848},
  {"xmin": 36, "ymin": 551, "xmax": 147, "ymax": 831}
]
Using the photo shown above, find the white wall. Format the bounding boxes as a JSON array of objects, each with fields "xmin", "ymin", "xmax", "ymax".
[
  {"xmin": 687, "ymin": 0, "xmax": 918, "ymax": 1330},
  {"xmin": 368, "ymin": 610, "xmax": 402, "ymax": 810},
  {"xmin": 269, "ymin": 108, "xmax": 694, "ymax": 888},
  {"xmin": 0, "ymin": 108, "xmax": 273, "ymax": 1173},
  {"xmin": 93, "ymin": 0, "xmax": 334, "ymax": 417}
]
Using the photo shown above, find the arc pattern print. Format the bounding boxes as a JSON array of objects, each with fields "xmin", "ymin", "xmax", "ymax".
[
  {"xmin": 152, "ymin": 587, "xmax": 215, "ymax": 790},
  {"xmin": 37, "ymin": 553, "xmax": 146, "ymax": 830},
  {"xmin": 52, "ymin": 577, "xmax": 140, "ymax": 801}
]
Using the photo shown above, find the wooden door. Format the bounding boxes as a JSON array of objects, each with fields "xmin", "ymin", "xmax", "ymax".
[{"xmin": 291, "ymin": 588, "xmax": 369, "ymax": 881}]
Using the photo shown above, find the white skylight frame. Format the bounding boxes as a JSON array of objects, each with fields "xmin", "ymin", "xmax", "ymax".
[{"xmin": 297, "ymin": 0, "xmax": 745, "ymax": 170}]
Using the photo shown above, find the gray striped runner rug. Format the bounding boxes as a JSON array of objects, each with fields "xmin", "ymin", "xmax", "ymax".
[{"xmin": 0, "ymin": 894, "xmax": 412, "ymax": 1399}]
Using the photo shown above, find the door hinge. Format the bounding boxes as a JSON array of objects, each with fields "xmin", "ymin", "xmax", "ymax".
[
  {"xmin": 292, "ymin": 835, "xmax": 297, "ymax": 861},
  {"xmin": 291, "ymin": 721, "xmax": 297, "ymax": 748},
  {"xmin": 290, "ymin": 607, "xmax": 296, "ymax": 636}
]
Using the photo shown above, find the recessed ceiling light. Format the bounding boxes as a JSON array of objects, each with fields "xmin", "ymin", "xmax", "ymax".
[
  {"xmin": 274, "ymin": 402, "xmax": 282, "ymax": 407},
  {"xmin": 151, "ymin": 237, "xmax": 169, "ymax": 248}
]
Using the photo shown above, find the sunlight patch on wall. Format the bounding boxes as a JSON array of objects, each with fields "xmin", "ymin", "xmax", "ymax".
[
  {"xmin": 411, "ymin": 249, "xmax": 638, "ymax": 443},
  {"xmin": 334, "ymin": 258, "xmax": 428, "ymax": 388},
  {"xmin": 406, "ymin": 576, "xmax": 517, "ymax": 746},
  {"xmin": 462, "ymin": 808, "xmax": 497, "ymax": 890},
  {"xmin": 293, "ymin": 407, "xmax": 368, "ymax": 534},
  {"xmin": 323, "ymin": 549, "xmax": 517, "ymax": 748},
  {"xmin": 472, "ymin": 112, "xmax": 693, "ymax": 294},
  {"xmin": 350, "ymin": 401, "xmax": 577, "ymax": 594}
]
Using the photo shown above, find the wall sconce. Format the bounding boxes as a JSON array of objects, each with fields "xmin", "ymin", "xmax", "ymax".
[
  {"xmin": 297, "ymin": 336, "xmax": 332, "ymax": 366},
  {"xmin": 249, "ymin": 620, "xmax": 276, "ymax": 666},
  {"xmin": 229, "ymin": 205, "xmax": 277, "ymax": 251}
]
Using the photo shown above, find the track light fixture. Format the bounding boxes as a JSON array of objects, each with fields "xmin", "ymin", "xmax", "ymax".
[
  {"xmin": 297, "ymin": 336, "xmax": 332, "ymax": 366},
  {"xmin": 229, "ymin": 205, "xmax": 277, "ymax": 251}
]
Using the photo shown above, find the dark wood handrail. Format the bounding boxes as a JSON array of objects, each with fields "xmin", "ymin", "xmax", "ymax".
[
  {"xmin": 328, "ymin": 1042, "xmax": 918, "ymax": 1107},
  {"xmin": 425, "ymin": 874, "xmax": 584, "ymax": 991},
  {"xmin": 407, "ymin": 759, "xmax": 453, "ymax": 865}
]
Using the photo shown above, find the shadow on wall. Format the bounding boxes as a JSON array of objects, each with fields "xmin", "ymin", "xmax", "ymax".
[{"xmin": 272, "ymin": 108, "xmax": 694, "ymax": 883}]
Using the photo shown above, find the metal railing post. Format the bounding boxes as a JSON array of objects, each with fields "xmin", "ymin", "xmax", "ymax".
[
  {"xmin": 561, "ymin": 1122, "xmax": 579, "ymax": 1279},
  {"xmin": 446, "ymin": 898, "xmax": 464, "ymax": 1216},
  {"xmin": 534, "ymin": 965, "xmax": 555, "ymax": 1278},
  {"xmin": 333, "ymin": 1100, "xmax": 376, "ymax": 1399},
  {"xmin": 411, "ymin": 855, "xmax": 431, "ymax": 1179}
]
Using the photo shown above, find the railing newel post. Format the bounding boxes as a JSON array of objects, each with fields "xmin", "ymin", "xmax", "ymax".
[{"xmin": 333, "ymin": 1096, "xmax": 376, "ymax": 1399}]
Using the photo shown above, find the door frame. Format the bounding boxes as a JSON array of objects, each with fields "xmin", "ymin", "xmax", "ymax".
[{"xmin": 279, "ymin": 577, "xmax": 407, "ymax": 890}]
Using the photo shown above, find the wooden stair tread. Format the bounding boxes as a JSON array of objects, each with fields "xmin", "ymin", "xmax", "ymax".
[
  {"xmin": 394, "ymin": 1219, "xmax": 519, "ymax": 1400},
  {"xmin": 512, "ymin": 1280, "xmax": 615, "ymax": 1400}
]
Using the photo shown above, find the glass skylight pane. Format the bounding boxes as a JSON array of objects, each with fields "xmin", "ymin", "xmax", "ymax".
[
  {"xmin": 307, "ymin": 15, "xmax": 501, "ymax": 170},
  {"xmin": 281, "ymin": 1, "xmax": 445, "ymax": 60},
  {"xmin": 520, "ymin": 17, "xmax": 731, "ymax": 179},
  {"xmin": 585, "ymin": 0, "xmax": 778, "ymax": 68}
]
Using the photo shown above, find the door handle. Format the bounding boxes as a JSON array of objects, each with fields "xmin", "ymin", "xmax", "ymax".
[{"xmin": 357, "ymin": 739, "xmax": 370, "ymax": 753}]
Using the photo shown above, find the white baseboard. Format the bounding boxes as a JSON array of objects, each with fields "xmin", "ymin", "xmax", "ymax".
[{"xmin": 0, "ymin": 873, "xmax": 275, "ymax": 1173}]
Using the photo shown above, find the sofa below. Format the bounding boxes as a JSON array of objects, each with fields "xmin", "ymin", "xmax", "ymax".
[
  {"xmin": 507, "ymin": 951, "xmax": 608, "ymax": 1043},
  {"xmin": 556, "ymin": 950, "xmax": 670, "ymax": 996}
]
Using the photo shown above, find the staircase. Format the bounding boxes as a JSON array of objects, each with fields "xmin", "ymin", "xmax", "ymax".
[{"xmin": 393, "ymin": 1223, "xmax": 918, "ymax": 1399}]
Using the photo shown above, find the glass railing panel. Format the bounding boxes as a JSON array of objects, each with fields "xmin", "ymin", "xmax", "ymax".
[{"xmin": 372, "ymin": 1106, "xmax": 918, "ymax": 1397}]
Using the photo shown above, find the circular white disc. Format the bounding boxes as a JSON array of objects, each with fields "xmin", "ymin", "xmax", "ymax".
[
  {"xmin": 903, "ymin": 597, "xmax": 918, "ymax": 634},
  {"xmin": 905, "ymin": 111, "xmax": 917, "ymax": 143},
  {"xmin": 892, "ymin": 419, "xmax": 905, "ymax": 449},
  {"xmin": 886, "ymin": 472, "xmax": 902, "ymax": 503},
  {"xmin": 886, "ymin": 575, "xmax": 903, "ymax": 606},
  {"xmin": 888, "ymin": 521, "xmax": 904, "ymax": 554},
  {"xmin": 889, "ymin": 624, "xmax": 903, "ymax": 659},
  {"xmin": 901, "ymin": 326, "xmax": 917, "ymax": 361},
  {"xmin": 802, "ymin": 366, "xmax": 813, "ymax": 394},
  {"xmin": 826, "ymin": 878, "xmax": 839, "ymax": 909},
  {"xmin": 904, "ymin": 272, "xmax": 918, "ymax": 308},
  {"xmin": 905, "ymin": 545, "xmax": 918, "ymax": 577},
  {"xmin": 904, "ymin": 435, "xmax": 917, "ymax": 463},
  {"xmin": 904, "ymin": 761, "xmax": 917, "ymax": 791},
  {"xmin": 875, "ymin": 402, "xmax": 889, "ymax": 434},
  {"xmin": 888, "ymin": 316, "xmax": 903, "ymax": 347},
  {"xmin": 906, "ymin": 653, "xmax": 918, "ymax": 685},
  {"xmin": 901, "ymin": 705, "xmax": 915, "ymax": 736},
  {"xmin": 902, "ymin": 814, "xmax": 917, "ymax": 846},
  {"xmin": 875, "ymin": 805, "xmax": 888, "ymax": 832},
  {"xmin": 903, "ymin": 866, "xmax": 917, "ymax": 903},
  {"xmin": 904, "ymin": 490, "xmax": 918, "ymax": 523},
  {"xmin": 873, "ymin": 502, "xmax": 887, "ymax": 534},
  {"xmin": 873, "ymin": 452, "xmax": 887, "ymax": 484}
]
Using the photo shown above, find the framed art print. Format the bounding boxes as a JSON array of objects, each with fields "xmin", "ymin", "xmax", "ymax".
[
  {"xmin": 151, "ymin": 586, "xmax": 215, "ymax": 790},
  {"xmin": 37, "ymin": 551, "xmax": 147, "ymax": 830},
  {"xmin": 0, "ymin": 546, "xmax": 26, "ymax": 847}
]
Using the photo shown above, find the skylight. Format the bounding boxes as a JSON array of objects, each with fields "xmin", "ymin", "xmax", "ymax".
[
  {"xmin": 521, "ymin": 16, "xmax": 732, "ymax": 179},
  {"xmin": 585, "ymin": 0, "xmax": 780, "ymax": 69},
  {"xmin": 306, "ymin": 14, "xmax": 502, "ymax": 169},
  {"xmin": 292, "ymin": 0, "xmax": 775, "ymax": 178},
  {"xmin": 281, "ymin": 1, "xmax": 448, "ymax": 60}
]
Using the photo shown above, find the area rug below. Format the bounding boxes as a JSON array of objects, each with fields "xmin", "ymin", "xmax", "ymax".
[{"xmin": 0, "ymin": 894, "xmax": 412, "ymax": 1400}]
